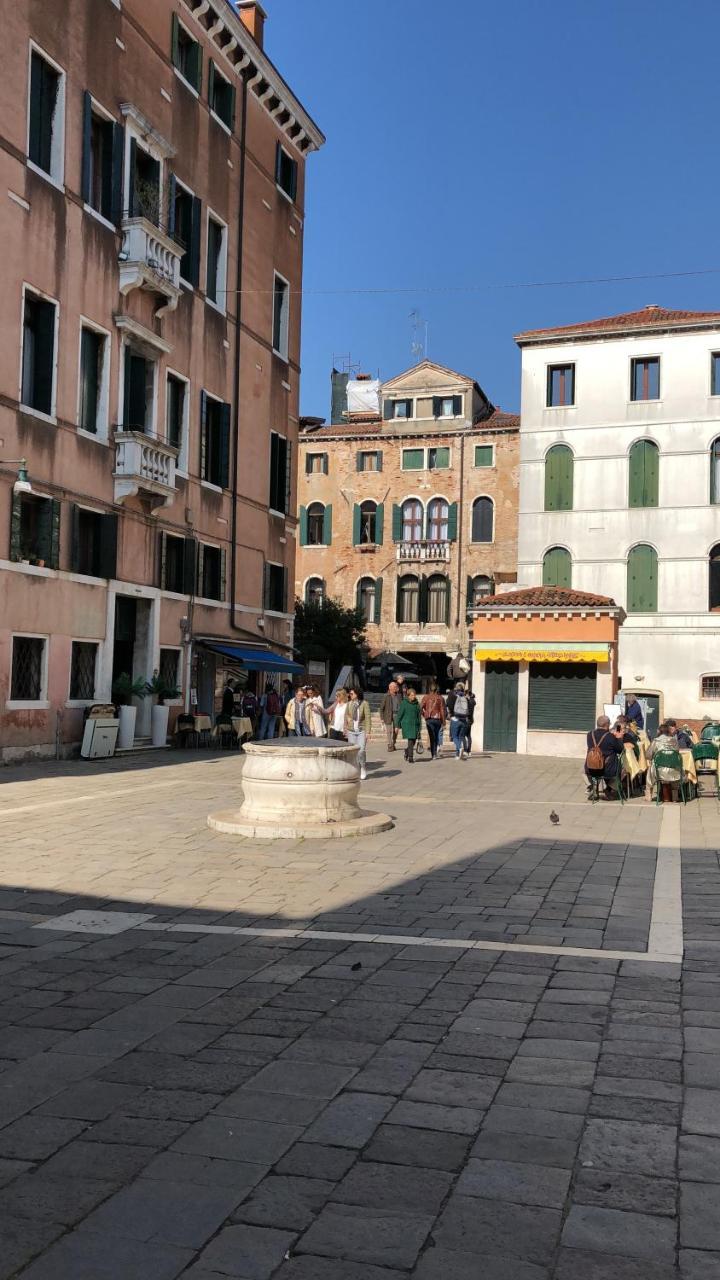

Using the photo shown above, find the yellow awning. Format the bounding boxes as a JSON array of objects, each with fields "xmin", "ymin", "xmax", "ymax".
[{"xmin": 474, "ymin": 648, "xmax": 607, "ymax": 663}]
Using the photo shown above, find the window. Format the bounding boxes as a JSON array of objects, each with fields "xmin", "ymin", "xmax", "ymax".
[
  {"xmin": 471, "ymin": 496, "xmax": 494, "ymax": 543},
  {"xmin": 78, "ymin": 325, "xmax": 108, "ymax": 436},
  {"xmin": 544, "ymin": 444, "xmax": 573, "ymax": 511},
  {"xmin": 547, "ymin": 364, "xmax": 575, "ymax": 407},
  {"xmin": 428, "ymin": 446, "xmax": 450, "ymax": 470},
  {"xmin": 701, "ymin": 674, "xmax": 720, "ymax": 699},
  {"xmin": 357, "ymin": 576, "xmax": 376, "ymax": 624},
  {"xmin": 122, "ymin": 347, "xmax": 155, "ymax": 432},
  {"xmin": 169, "ymin": 179, "xmax": 201, "ymax": 286},
  {"xmin": 129, "ymin": 140, "xmax": 160, "ymax": 224},
  {"xmin": 272, "ymin": 273, "xmax": 289, "ymax": 358},
  {"xmin": 209, "ymin": 62, "xmax": 235, "ymax": 130},
  {"xmin": 28, "ymin": 47, "xmax": 64, "ymax": 183},
  {"xmin": 10, "ymin": 636, "xmax": 46, "ymax": 703},
  {"xmin": 627, "ymin": 544, "xmax": 658, "ymax": 613},
  {"xmin": 385, "ymin": 398, "xmax": 413, "ymax": 420},
  {"xmin": 305, "ymin": 502, "xmax": 326, "ymax": 545},
  {"xmin": 712, "ymin": 354, "xmax": 720, "ymax": 397},
  {"xmin": 269, "ymin": 432, "xmax": 289, "ymax": 514},
  {"xmin": 159, "ymin": 647, "xmax": 181, "ymax": 693},
  {"xmin": 306, "ymin": 452, "xmax": 328, "ymax": 474},
  {"xmin": 528, "ymin": 662, "xmax": 597, "ymax": 731},
  {"xmin": 275, "ymin": 143, "xmax": 298, "ymax": 200},
  {"xmin": 21, "ymin": 290, "xmax": 57, "ymax": 416},
  {"xmin": 427, "ymin": 574, "xmax": 449, "ymax": 625},
  {"xmin": 81, "ymin": 96, "xmax": 120, "ymax": 223},
  {"xmin": 69, "ymin": 641, "xmax": 98, "ymax": 701},
  {"xmin": 427, "ymin": 498, "xmax": 449, "ymax": 542},
  {"xmin": 160, "ymin": 531, "xmax": 196, "ymax": 594},
  {"xmin": 542, "ymin": 546, "xmax": 571, "ymax": 588},
  {"xmin": 467, "ymin": 574, "xmax": 493, "ymax": 610},
  {"xmin": 631, "ymin": 357, "xmax": 660, "ymax": 402},
  {"xmin": 628, "ymin": 439, "xmax": 659, "ymax": 508},
  {"xmin": 206, "ymin": 214, "xmax": 227, "ymax": 308},
  {"xmin": 171, "ymin": 14, "xmax": 202, "ymax": 92},
  {"xmin": 710, "ymin": 546, "xmax": 720, "ymax": 611},
  {"xmin": 71, "ymin": 507, "xmax": 119, "ymax": 578},
  {"xmin": 474, "ymin": 445, "xmax": 493, "ymax": 468},
  {"xmin": 433, "ymin": 395, "xmax": 462, "ymax": 418},
  {"xmin": 710, "ymin": 438, "xmax": 720, "ymax": 504},
  {"xmin": 264, "ymin": 562, "xmax": 287, "ymax": 612},
  {"xmin": 199, "ymin": 544, "xmax": 224, "ymax": 601},
  {"xmin": 401, "ymin": 499, "xmax": 423, "ymax": 542},
  {"xmin": 397, "ymin": 574, "xmax": 419, "ymax": 624},
  {"xmin": 356, "ymin": 500, "xmax": 378, "ymax": 545},
  {"xmin": 402, "ymin": 448, "xmax": 424, "ymax": 471},
  {"xmin": 357, "ymin": 450, "xmax": 382, "ymax": 472},
  {"xmin": 305, "ymin": 577, "xmax": 324, "ymax": 607},
  {"xmin": 166, "ymin": 373, "xmax": 186, "ymax": 453},
  {"xmin": 10, "ymin": 492, "xmax": 60, "ymax": 569},
  {"xmin": 200, "ymin": 392, "xmax": 231, "ymax": 488}
]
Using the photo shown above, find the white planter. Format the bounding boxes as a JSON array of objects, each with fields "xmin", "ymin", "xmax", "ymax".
[
  {"xmin": 117, "ymin": 704, "xmax": 137, "ymax": 749},
  {"xmin": 151, "ymin": 703, "xmax": 170, "ymax": 748}
]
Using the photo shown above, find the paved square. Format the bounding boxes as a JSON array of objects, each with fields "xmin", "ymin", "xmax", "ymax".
[{"xmin": 0, "ymin": 743, "xmax": 713, "ymax": 1276}]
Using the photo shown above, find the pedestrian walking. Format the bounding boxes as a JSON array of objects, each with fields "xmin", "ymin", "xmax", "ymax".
[
  {"xmin": 395, "ymin": 686, "xmax": 422, "ymax": 763},
  {"xmin": 345, "ymin": 687, "xmax": 371, "ymax": 779},
  {"xmin": 446, "ymin": 682, "xmax": 470, "ymax": 759},
  {"xmin": 379, "ymin": 680, "xmax": 401, "ymax": 751},
  {"xmin": 258, "ymin": 682, "xmax": 282, "ymax": 739},
  {"xmin": 326, "ymin": 688, "xmax": 349, "ymax": 740},
  {"xmin": 305, "ymin": 685, "xmax": 327, "ymax": 737},
  {"xmin": 285, "ymin": 686, "xmax": 311, "ymax": 736},
  {"xmin": 421, "ymin": 681, "xmax": 446, "ymax": 760},
  {"xmin": 463, "ymin": 689, "xmax": 476, "ymax": 758}
]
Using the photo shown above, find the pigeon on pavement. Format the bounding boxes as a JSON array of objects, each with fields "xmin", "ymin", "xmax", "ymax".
[{"xmin": 550, "ymin": 811, "xmax": 560, "ymax": 825}]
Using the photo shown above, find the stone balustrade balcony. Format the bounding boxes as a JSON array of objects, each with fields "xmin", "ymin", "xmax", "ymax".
[
  {"xmin": 396, "ymin": 540, "xmax": 451, "ymax": 563},
  {"xmin": 113, "ymin": 430, "xmax": 178, "ymax": 513},
  {"xmin": 118, "ymin": 216, "xmax": 182, "ymax": 315}
]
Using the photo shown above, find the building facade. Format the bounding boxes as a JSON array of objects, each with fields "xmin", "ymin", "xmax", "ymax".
[
  {"xmin": 295, "ymin": 360, "xmax": 519, "ymax": 686},
  {"xmin": 515, "ymin": 306, "xmax": 720, "ymax": 730},
  {"xmin": 0, "ymin": 0, "xmax": 323, "ymax": 762}
]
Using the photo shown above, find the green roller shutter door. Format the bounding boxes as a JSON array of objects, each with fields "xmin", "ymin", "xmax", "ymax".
[
  {"xmin": 528, "ymin": 662, "xmax": 597, "ymax": 731},
  {"xmin": 627, "ymin": 544, "xmax": 658, "ymax": 612},
  {"xmin": 542, "ymin": 547, "xmax": 571, "ymax": 588},
  {"xmin": 545, "ymin": 445, "xmax": 573, "ymax": 511},
  {"xmin": 628, "ymin": 440, "xmax": 659, "ymax": 508}
]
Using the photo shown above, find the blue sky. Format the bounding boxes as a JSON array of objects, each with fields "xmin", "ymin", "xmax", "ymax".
[{"xmin": 266, "ymin": 0, "xmax": 720, "ymax": 418}]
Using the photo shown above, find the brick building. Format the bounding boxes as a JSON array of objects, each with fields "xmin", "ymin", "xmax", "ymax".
[
  {"xmin": 296, "ymin": 360, "xmax": 519, "ymax": 688},
  {"xmin": 0, "ymin": 0, "xmax": 323, "ymax": 762}
]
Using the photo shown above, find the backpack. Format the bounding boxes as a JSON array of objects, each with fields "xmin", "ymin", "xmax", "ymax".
[
  {"xmin": 265, "ymin": 691, "xmax": 282, "ymax": 716},
  {"xmin": 586, "ymin": 731, "xmax": 607, "ymax": 773},
  {"xmin": 242, "ymin": 692, "xmax": 258, "ymax": 717},
  {"xmin": 453, "ymin": 694, "xmax": 469, "ymax": 718}
]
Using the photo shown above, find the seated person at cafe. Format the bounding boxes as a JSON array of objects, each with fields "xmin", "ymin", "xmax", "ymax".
[
  {"xmin": 647, "ymin": 721, "xmax": 683, "ymax": 801},
  {"xmin": 585, "ymin": 715, "xmax": 625, "ymax": 801},
  {"xmin": 625, "ymin": 693, "xmax": 644, "ymax": 731},
  {"xmin": 667, "ymin": 718, "xmax": 693, "ymax": 749},
  {"xmin": 614, "ymin": 716, "xmax": 638, "ymax": 745}
]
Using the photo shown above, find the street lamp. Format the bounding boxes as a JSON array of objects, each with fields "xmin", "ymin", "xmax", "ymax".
[{"xmin": 0, "ymin": 458, "xmax": 31, "ymax": 494}]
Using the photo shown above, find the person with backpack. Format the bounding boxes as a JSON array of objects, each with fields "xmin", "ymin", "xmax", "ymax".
[
  {"xmin": 258, "ymin": 682, "xmax": 282, "ymax": 739},
  {"xmin": 447, "ymin": 682, "xmax": 470, "ymax": 759},
  {"xmin": 421, "ymin": 681, "xmax": 446, "ymax": 760},
  {"xmin": 585, "ymin": 714, "xmax": 625, "ymax": 800}
]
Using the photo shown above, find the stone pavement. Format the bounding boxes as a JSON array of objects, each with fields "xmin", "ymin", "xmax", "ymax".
[{"xmin": 0, "ymin": 744, "xmax": 714, "ymax": 1277}]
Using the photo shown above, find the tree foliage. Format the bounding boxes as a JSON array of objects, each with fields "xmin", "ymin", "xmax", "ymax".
[{"xmin": 294, "ymin": 595, "xmax": 367, "ymax": 678}]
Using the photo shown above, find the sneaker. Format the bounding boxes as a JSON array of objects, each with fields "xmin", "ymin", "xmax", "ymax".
[
  {"xmin": 460, "ymin": 749, "xmax": 467, "ymax": 760},
  {"xmin": 360, "ymin": 768, "xmax": 367, "ymax": 780}
]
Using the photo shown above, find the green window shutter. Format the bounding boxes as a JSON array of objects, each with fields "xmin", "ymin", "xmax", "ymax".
[
  {"xmin": 228, "ymin": 82, "xmax": 236, "ymax": 132},
  {"xmin": 395, "ymin": 580, "xmax": 404, "ymax": 623},
  {"xmin": 627, "ymin": 544, "xmax": 658, "ymax": 613},
  {"xmin": 466, "ymin": 575, "xmax": 474, "ymax": 607},
  {"xmin": 81, "ymin": 91, "xmax": 92, "ymax": 203},
  {"xmin": 189, "ymin": 197, "xmax": 202, "ymax": 287},
  {"xmin": 208, "ymin": 60, "xmax": 216, "ymax": 105},
  {"xmin": 402, "ymin": 449, "xmax": 424, "ymax": 470},
  {"xmin": 10, "ymin": 491, "xmax": 21, "ymax": 562},
  {"xmin": 299, "ymin": 505, "xmax": 308, "ymax": 546},
  {"xmin": 375, "ymin": 503, "xmax": 384, "ymax": 546},
  {"xmin": 284, "ymin": 439, "xmax": 292, "ymax": 515},
  {"xmin": 111, "ymin": 123, "xmax": 124, "ymax": 224},
  {"xmin": 159, "ymin": 531, "xmax": 167, "ymax": 589},
  {"xmin": 444, "ymin": 578, "xmax": 451, "ymax": 625},
  {"xmin": 352, "ymin": 503, "xmax": 361, "ymax": 546},
  {"xmin": 383, "ymin": 399, "xmax": 394, "ymax": 420},
  {"xmin": 544, "ymin": 448, "xmax": 557, "ymax": 511},
  {"xmin": 167, "ymin": 173, "xmax": 177, "ymax": 238},
  {"xmin": 432, "ymin": 396, "xmax": 441, "ymax": 417},
  {"xmin": 419, "ymin": 575, "xmax": 429, "ymax": 623},
  {"xmin": 171, "ymin": 12, "xmax": 180, "ymax": 66},
  {"xmin": 71, "ymin": 504, "xmax": 80, "ymax": 572},
  {"xmin": 199, "ymin": 390, "xmax": 208, "ymax": 479},
  {"xmin": 475, "ymin": 445, "xmax": 493, "ymax": 467},
  {"xmin": 712, "ymin": 440, "xmax": 720, "ymax": 504},
  {"xmin": 322, "ymin": 503, "xmax": 332, "ymax": 545},
  {"xmin": 192, "ymin": 41, "xmax": 203, "ymax": 91},
  {"xmin": 643, "ymin": 441, "xmax": 659, "ymax": 507},
  {"xmin": 99, "ymin": 514, "xmax": 118, "ymax": 579},
  {"xmin": 197, "ymin": 543, "xmax": 205, "ymax": 595},
  {"xmin": 355, "ymin": 579, "xmax": 362, "ymax": 612},
  {"xmin": 629, "ymin": 440, "xmax": 658, "ymax": 508},
  {"xmin": 322, "ymin": 453, "xmax": 329, "ymax": 475},
  {"xmin": 183, "ymin": 537, "xmax": 197, "ymax": 594},
  {"xmin": 355, "ymin": 452, "xmax": 362, "ymax": 472},
  {"xmin": 545, "ymin": 445, "xmax": 573, "ymax": 511},
  {"xmin": 433, "ymin": 447, "xmax": 450, "ymax": 468},
  {"xmin": 542, "ymin": 547, "xmax": 571, "ymax": 588},
  {"xmin": 452, "ymin": 394, "xmax": 462, "ymax": 416},
  {"xmin": 219, "ymin": 549, "xmax": 227, "ymax": 601},
  {"xmin": 557, "ymin": 446, "xmax": 573, "ymax": 510},
  {"xmin": 374, "ymin": 576, "xmax": 383, "ymax": 623},
  {"xmin": 275, "ymin": 141, "xmax": 283, "ymax": 185},
  {"xmin": 376, "ymin": 451, "xmax": 383, "ymax": 472},
  {"xmin": 447, "ymin": 502, "xmax": 458, "ymax": 541},
  {"xmin": 49, "ymin": 498, "xmax": 61, "ymax": 569},
  {"xmin": 128, "ymin": 136, "xmax": 138, "ymax": 216},
  {"xmin": 528, "ymin": 662, "xmax": 597, "ymax": 731},
  {"xmin": 392, "ymin": 503, "xmax": 402, "ymax": 541}
]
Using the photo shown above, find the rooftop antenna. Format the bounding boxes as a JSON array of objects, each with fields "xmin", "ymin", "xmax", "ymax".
[
  {"xmin": 410, "ymin": 310, "xmax": 428, "ymax": 363},
  {"xmin": 332, "ymin": 352, "xmax": 361, "ymax": 376}
]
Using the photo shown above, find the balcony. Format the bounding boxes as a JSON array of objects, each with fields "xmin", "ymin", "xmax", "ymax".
[
  {"xmin": 113, "ymin": 431, "xmax": 178, "ymax": 513},
  {"xmin": 396, "ymin": 540, "xmax": 451, "ymax": 564},
  {"xmin": 118, "ymin": 217, "xmax": 182, "ymax": 316}
]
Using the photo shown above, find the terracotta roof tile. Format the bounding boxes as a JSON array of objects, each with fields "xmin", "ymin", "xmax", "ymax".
[
  {"xmin": 300, "ymin": 408, "xmax": 520, "ymax": 438},
  {"xmin": 516, "ymin": 305, "xmax": 720, "ymax": 342},
  {"xmin": 474, "ymin": 409, "xmax": 520, "ymax": 429},
  {"xmin": 475, "ymin": 586, "xmax": 617, "ymax": 609}
]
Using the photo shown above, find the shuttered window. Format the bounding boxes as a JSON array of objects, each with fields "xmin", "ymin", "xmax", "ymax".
[
  {"xmin": 171, "ymin": 14, "xmax": 203, "ymax": 91},
  {"xmin": 21, "ymin": 292, "xmax": 56, "ymax": 416},
  {"xmin": 169, "ymin": 178, "xmax": 201, "ymax": 286},
  {"xmin": 627, "ymin": 544, "xmax": 658, "ymax": 613},
  {"xmin": 544, "ymin": 444, "xmax": 573, "ymax": 511},
  {"xmin": 269, "ymin": 432, "xmax": 289, "ymax": 514},
  {"xmin": 710, "ymin": 545, "xmax": 720, "ymax": 611},
  {"xmin": 542, "ymin": 546, "xmax": 571, "ymax": 588},
  {"xmin": 402, "ymin": 448, "xmax": 424, "ymax": 470},
  {"xmin": 471, "ymin": 496, "xmax": 493, "ymax": 543},
  {"xmin": 528, "ymin": 662, "xmax": 597, "ymax": 731},
  {"xmin": 208, "ymin": 61, "xmax": 235, "ymax": 130},
  {"xmin": 275, "ymin": 143, "xmax": 298, "ymax": 200},
  {"xmin": 28, "ymin": 49, "xmax": 64, "ymax": 182},
  {"xmin": 711, "ymin": 439, "xmax": 720, "ymax": 504},
  {"xmin": 200, "ymin": 392, "xmax": 231, "ymax": 488},
  {"xmin": 474, "ymin": 445, "xmax": 493, "ymax": 467},
  {"xmin": 628, "ymin": 440, "xmax": 659, "ymax": 508}
]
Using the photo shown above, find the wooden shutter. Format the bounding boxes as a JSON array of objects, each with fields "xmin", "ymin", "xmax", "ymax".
[
  {"xmin": 528, "ymin": 662, "xmax": 597, "ymax": 731},
  {"xmin": 395, "ymin": 579, "xmax": 403, "ymax": 623},
  {"xmin": 46, "ymin": 498, "xmax": 61, "ymax": 569},
  {"xmin": 167, "ymin": 174, "xmax": 177, "ymax": 237},
  {"xmin": 284, "ymin": 439, "xmax": 292, "ymax": 515},
  {"xmin": 111, "ymin": 123, "xmax": 124, "ymax": 223},
  {"xmin": 299, "ymin": 505, "xmax": 308, "ymax": 546},
  {"xmin": 375, "ymin": 503, "xmax": 384, "ymax": 546},
  {"xmin": 183, "ymin": 536, "xmax": 197, "ymax": 594},
  {"xmin": 171, "ymin": 12, "xmax": 180, "ymax": 66},
  {"xmin": 452, "ymin": 394, "xmax": 462, "ymax": 416},
  {"xmin": 443, "ymin": 577, "xmax": 451, "ymax": 625},
  {"xmin": 262, "ymin": 561, "xmax": 270, "ymax": 610},
  {"xmin": 35, "ymin": 300, "xmax": 55, "ymax": 416},
  {"xmin": 197, "ymin": 543, "xmax": 205, "ymax": 596},
  {"xmin": 472, "ymin": 497, "xmax": 492, "ymax": 543},
  {"xmin": 352, "ymin": 503, "xmax": 361, "ymax": 546},
  {"xmin": 98, "ymin": 513, "xmax": 118, "ymax": 579},
  {"xmin": 219, "ymin": 548, "xmax": 227, "ymax": 601},
  {"xmin": 542, "ymin": 547, "xmax": 571, "ymax": 588},
  {"xmin": 275, "ymin": 141, "xmax": 283, "ymax": 185},
  {"xmin": 466, "ymin": 575, "xmax": 474, "ymax": 608},
  {"xmin": 432, "ymin": 396, "xmax": 441, "ymax": 417},
  {"xmin": 219, "ymin": 403, "xmax": 231, "ymax": 488},
  {"xmin": 189, "ymin": 197, "xmax": 202, "ymax": 286},
  {"xmin": 712, "ymin": 441, "xmax": 720, "ymax": 504},
  {"xmin": 81, "ymin": 91, "xmax": 92, "ymax": 203},
  {"xmin": 322, "ymin": 503, "xmax": 332, "ymax": 545},
  {"xmin": 322, "ymin": 453, "xmax": 329, "ymax": 475},
  {"xmin": 128, "ymin": 137, "xmax": 138, "ymax": 216},
  {"xmin": 269, "ymin": 432, "xmax": 278, "ymax": 507},
  {"xmin": 305, "ymin": 453, "xmax": 313, "ymax": 475},
  {"xmin": 159, "ymin": 531, "xmax": 167, "ymax": 589},
  {"xmin": 376, "ymin": 450, "xmax": 383, "ymax": 472},
  {"xmin": 392, "ymin": 504, "xmax": 402, "ymax": 541},
  {"xmin": 70, "ymin": 504, "xmax": 80, "ymax": 572},
  {"xmin": 383, "ymin": 399, "xmax": 394, "ymax": 420},
  {"xmin": 228, "ymin": 82, "xmax": 236, "ymax": 132},
  {"xmin": 208, "ymin": 60, "xmax": 216, "ymax": 106},
  {"xmin": 642, "ymin": 441, "xmax": 659, "ymax": 507},
  {"xmin": 374, "ymin": 576, "xmax": 383, "ymax": 623},
  {"xmin": 628, "ymin": 441, "xmax": 646, "ymax": 508},
  {"xmin": 419, "ymin": 575, "xmax": 429, "ymax": 623},
  {"xmin": 447, "ymin": 502, "xmax": 458, "ymax": 541},
  {"xmin": 9, "ymin": 492, "xmax": 21, "ymax": 562},
  {"xmin": 627, "ymin": 545, "xmax": 658, "ymax": 613},
  {"xmin": 355, "ymin": 452, "xmax": 362, "ymax": 472},
  {"xmin": 193, "ymin": 42, "xmax": 203, "ymax": 92},
  {"xmin": 545, "ymin": 445, "xmax": 573, "ymax": 511},
  {"xmin": 199, "ymin": 390, "xmax": 208, "ymax": 479},
  {"xmin": 28, "ymin": 52, "xmax": 44, "ymax": 168},
  {"xmin": 355, "ymin": 578, "xmax": 363, "ymax": 612}
]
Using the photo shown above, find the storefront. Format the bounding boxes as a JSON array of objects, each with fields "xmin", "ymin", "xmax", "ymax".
[
  {"xmin": 193, "ymin": 640, "xmax": 303, "ymax": 718},
  {"xmin": 471, "ymin": 587, "xmax": 625, "ymax": 758}
]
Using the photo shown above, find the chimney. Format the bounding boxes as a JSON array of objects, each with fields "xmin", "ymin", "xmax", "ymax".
[{"xmin": 236, "ymin": 1, "xmax": 266, "ymax": 49}]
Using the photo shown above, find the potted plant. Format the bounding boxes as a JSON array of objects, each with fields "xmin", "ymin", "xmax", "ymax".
[
  {"xmin": 112, "ymin": 673, "xmax": 147, "ymax": 749},
  {"xmin": 145, "ymin": 672, "xmax": 181, "ymax": 748}
]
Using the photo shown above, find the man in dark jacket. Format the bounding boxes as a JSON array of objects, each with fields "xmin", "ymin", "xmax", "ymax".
[
  {"xmin": 586, "ymin": 715, "xmax": 625, "ymax": 800},
  {"xmin": 379, "ymin": 681, "xmax": 401, "ymax": 751},
  {"xmin": 625, "ymin": 694, "xmax": 644, "ymax": 731}
]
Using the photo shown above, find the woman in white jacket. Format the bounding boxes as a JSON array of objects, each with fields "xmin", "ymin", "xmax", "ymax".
[{"xmin": 306, "ymin": 685, "xmax": 327, "ymax": 737}]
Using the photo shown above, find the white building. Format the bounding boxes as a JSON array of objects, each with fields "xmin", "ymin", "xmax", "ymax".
[{"xmin": 515, "ymin": 305, "xmax": 720, "ymax": 732}]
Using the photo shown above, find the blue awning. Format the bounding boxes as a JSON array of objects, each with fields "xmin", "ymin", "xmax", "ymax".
[{"xmin": 200, "ymin": 641, "xmax": 304, "ymax": 674}]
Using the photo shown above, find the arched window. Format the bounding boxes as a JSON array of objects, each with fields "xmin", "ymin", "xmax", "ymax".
[
  {"xmin": 305, "ymin": 577, "xmax": 324, "ymax": 607},
  {"xmin": 627, "ymin": 544, "xmax": 658, "ymax": 613},
  {"xmin": 471, "ymin": 496, "xmax": 494, "ymax": 543},
  {"xmin": 306, "ymin": 502, "xmax": 325, "ymax": 545},
  {"xmin": 710, "ymin": 545, "xmax": 720, "ymax": 611},
  {"xmin": 542, "ymin": 546, "xmax": 572, "ymax": 588},
  {"xmin": 397, "ymin": 574, "xmax": 419, "ymax": 623},
  {"xmin": 357, "ymin": 576, "xmax": 376, "ymax": 623},
  {"xmin": 544, "ymin": 444, "xmax": 574, "ymax": 511},
  {"xmin": 711, "ymin": 438, "xmax": 720, "ymax": 504},
  {"xmin": 401, "ymin": 499, "xmax": 423, "ymax": 542},
  {"xmin": 628, "ymin": 440, "xmax": 659, "ymax": 508},
  {"xmin": 467, "ymin": 574, "xmax": 494, "ymax": 611},
  {"xmin": 427, "ymin": 574, "xmax": 449, "ymax": 624},
  {"xmin": 359, "ymin": 500, "xmax": 377, "ymax": 544},
  {"xmin": 427, "ymin": 498, "xmax": 449, "ymax": 542}
]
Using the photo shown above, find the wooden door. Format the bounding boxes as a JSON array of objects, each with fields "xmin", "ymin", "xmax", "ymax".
[{"xmin": 483, "ymin": 662, "xmax": 519, "ymax": 752}]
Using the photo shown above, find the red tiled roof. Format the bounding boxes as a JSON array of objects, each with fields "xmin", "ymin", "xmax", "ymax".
[
  {"xmin": 300, "ymin": 418, "xmax": 382, "ymax": 437},
  {"xmin": 516, "ymin": 306, "xmax": 720, "ymax": 343},
  {"xmin": 300, "ymin": 408, "xmax": 520, "ymax": 438},
  {"xmin": 474, "ymin": 409, "xmax": 520, "ymax": 429},
  {"xmin": 475, "ymin": 586, "xmax": 617, "ymax": 609}
]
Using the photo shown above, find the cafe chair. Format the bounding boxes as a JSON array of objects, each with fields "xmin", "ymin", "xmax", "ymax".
[
  {"xmin": 175, "ymin": 713, "xmax": 198, "ymax": 749},
  {"xmin": 214, "ymin": 714, "xmax": 237, "ymax": 751},
  {"xmin": 692, "ymin": 742, "xmax": 720, "ymax": 799},
  {"xmin": 652, "ymin": 750, "xmax": 689, "ymax": 804}
]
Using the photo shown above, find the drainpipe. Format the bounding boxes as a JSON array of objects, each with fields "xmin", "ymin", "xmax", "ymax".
[
  {"xmin": 230, "ymin": 67, "xmax": 250, "ymax": 636},
  {"xmin": 455, "ymin": 430, "xmax": 465, "ymax": 631}
]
